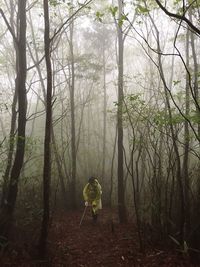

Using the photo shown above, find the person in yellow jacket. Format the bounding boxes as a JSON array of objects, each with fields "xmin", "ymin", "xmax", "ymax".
[{"xmin": 83, "ymin": 177, "xmax": 102, "ymax": 222}]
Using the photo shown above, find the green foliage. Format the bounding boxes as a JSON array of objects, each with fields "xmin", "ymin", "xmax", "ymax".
[
  {"xmin": 173, "ymin": 80, "xmax": 181, "ymax": 86},
  {"xmin": 153, "ymin": 110, "xmax": 185, "ymax": 127},
  {"xmin": 25, "ymin": 136, "xmax": 40, "ymax": 149},
  {"xmin": 134, "ymin": 0, "xmax": 156, "ymax": 15},
  {"xmin": 121, "ymin": 92, "xmax": 199, "ymax": 132},
  {"xmin": 187, "ymin": 110, "xmax": 200, "ymax": 124},
  {"xmin": 136, "ymin": 4, "xmax": 150, "ymax": 14},
  {"xmin": 108, "ymin": 5, "xmax": 128, "ymax": 27},
  {"xmin": 95, "ymin": 11, "xmax": 104, "ymax": 22},
  {"xmin": 49, "ymin": 0, "xmax": 61, "ymax": 7},
  {"xmin": 153, "ymin": 110, "xmax": 168, "ymax": 127},
  {"xmin": 189, "ymin": 0, "xmax": 200, "ymax": 7},
  {"xmin": 170, "ymin": 113, "xmax": 185, "ymax": 124},
  {"xmin": 109, "ymin": 5, "xmax": 118, "ymax": 17},
  {"xmin": 50, "ymin": 0, "xmax": 74, "ymax": 7},
  {"xmin": 127, "ymin": 93, "xmax": 142, "ymax": 102},
  {"xmin": 122, "ymin": 93, "xmax": 149, "ymax": 126},
  {"xmin": 173, "ymin": 0, "xmax": 182, "ymax": 5},
  {"xmin": 171, "ymin": 0, "xmax": 200, "ymax": 14},
  {"xmin": 118, "ymin": 14, "xmax": 128, "ymax": 27},
  {"xmin": 77, "ymin": 1, "xmax": 91, "ymax": 10},
  {"xmin": 173, "ymin": 0, "xmax": 200, "ymax": 9},
  {"xmin": 124, "ymin": 94, "xmax": 146, "ymax": 112}
]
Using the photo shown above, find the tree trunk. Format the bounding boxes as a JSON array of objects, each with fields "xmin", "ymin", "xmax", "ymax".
[
  {"xmin": 148, "ymin": 13, "xmax": 185, "ymax": 242},
  {"xmin": 182, "ymin": 27, "xmax": 190, "ymax": 237},
  {"xmin": 189, "ymin": 11, "xmax": 200, "ymax": 138},
  {"xmin": 52, "ymin": 129, "xmax": 68, "ymax": 209},
  {"xmin": 38, "ymin": 0, "xmax": 52, "ymax": 257},
  {"xmin": 117, "ymin": 0, "xmax": 127, "ymax": 223},
  {"xmin": 0, "ymin": 0, "xmax": 27, "ymax": 237},
  {"xmin": 109, "ymin": 126, "xmax": 117, "ymax": 207},
  {"xmin": 1, "ymin": 91, "xmax": 17, "ymax": 207},
  {"xmin": 69, "ymin": 1, "xmax": 76, "ymax": 209},
  {"xmin": 102, "ymin": 40, "xmax": 107, "ymax": 184},
  {"xmin": 1, "ymin": 0, "xmax": 18, "ymax": 207}
]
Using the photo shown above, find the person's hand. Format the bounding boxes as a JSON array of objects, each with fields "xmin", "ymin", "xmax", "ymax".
[{"xmin": 85, "ymin": 201, "xmax": 89, "ymax": 206}]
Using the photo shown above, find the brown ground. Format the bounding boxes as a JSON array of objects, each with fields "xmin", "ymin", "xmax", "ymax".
[{"xmin": 0, "ymin": 208, "xmax": 197, "ymax": 266}]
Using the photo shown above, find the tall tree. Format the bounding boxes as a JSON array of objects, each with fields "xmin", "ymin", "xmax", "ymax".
[
  {"xmin": 153, "ymin": 20, "xmax": 185, "ymax": 244},
  {"xmin": 0, "ymin": 0, "xmax": 17, "ymax": 207},
  {"xmin": 117, "ymin": 0, "xmax": 127, "ymax": 223},
  {"xmin": 1, "ymin": 0, "xmax": 18, "ymax": 206},
  {"xmin": 182, "ymin": 26, "xmax": 190, "ymax": 237},
  {"xmin": 69, "ymin": 0, "xmax": 77, "ymax": 208},
  {"xmin": 102, "ymin": 30, "xmax": 107, "ymax": 184},
  {"xmin": 38, "ymin": 0, "xmax": 53, "ymax": 257},
  {"xmin": 188, "ymin": 9, "xmax": 200, "ymax": 139},
  {"xmin": 0, "ymin": 0, "xmax": 27, "ymax": 237}
]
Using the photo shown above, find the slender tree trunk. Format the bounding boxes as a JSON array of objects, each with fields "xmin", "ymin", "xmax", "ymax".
[
  {"xmin": 162, "ymin": 63, "xmax": 184, "ymax": 243},
  {"xmin": 117, "ymin": 0, "xmax": 127, "ymax": 223},
  {"xmin": 29, "ymin": 5, "xmax": 68, "ymax": 211},
  {"xmin": 189, "ymin": 11, "xmax": 200, "ymax": 256},
  {"xmin": 28, "ymin": 9, "xmax": 46, "ymax": 101},
  {"xmin": 189, "ymin": 10, "xmax": 200, "ymax": 193},
  {"xmin": 1, "ymin": 0, "xmax": 18, "ymax": 208},
  {"xmin": 38, "ymin": 0, "xmax": 52, "ymax": 257},
  {"xmin": 69, "ymin": 2, "xmax": 76, "ymax": 208},
  {"xmin": 132, "ymin": 137, "xmax": 144, "ymax": 251},
  {"xmin": 102, "ymin": 40, "xmax": 107, "ymax": 184},
  {"xmin": 109, "ymin": 126, "xmax": 117, "ymax": 207},
  {"xmin": 52, "ymin": 129, "xmax": 68, "ymax": 209},
  {"xmin": 182, "ymin": 27, "xmax": 190, "ymax": 237},
  {"xmin": 122, "ymin": 98, "xmax": 144, "ymax": 250},
  {"xmin": 0, "ymin": 0, "xmax": 27, "ymax": 237},
  {"xmin": 149, "ymin": 14, "xmax": 185, "ymax": 243},
  {"xmin": 188, "ymin": 17, "xmax": 200, "ymax": 218},
  {"xmin": 1, "ymin": 91, "xmax": 17, "ymax": 207}
]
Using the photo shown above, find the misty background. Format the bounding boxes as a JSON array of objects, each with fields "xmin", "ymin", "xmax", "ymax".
[{"xmin": 0, "ymin": 0, "xmax": 200, "ymax": 259}]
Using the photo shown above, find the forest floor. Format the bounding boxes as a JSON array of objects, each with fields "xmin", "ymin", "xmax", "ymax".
[{"xmin": 0, "ymin": 208, "xmax": 197, "ymax": 266}]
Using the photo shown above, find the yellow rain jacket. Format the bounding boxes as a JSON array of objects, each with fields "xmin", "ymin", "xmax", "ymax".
[{"xmin": 83, "ymin": 179, "xmax": 102, "ymax": 214}]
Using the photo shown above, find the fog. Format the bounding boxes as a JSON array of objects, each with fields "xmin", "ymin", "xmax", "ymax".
[{"xmin": 0, "ymin": 0, "xmax": 200, "ymax": 264}]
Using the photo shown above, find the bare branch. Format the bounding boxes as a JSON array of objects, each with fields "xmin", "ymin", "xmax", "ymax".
[
  {"xmin": 155, "ymin": 0, "xmax": 200, "ymax": 35},
  {"xmin": 0, "ymin": 8, "xmax": 18, "ymax": 44},
  {"xmin": 50, "ymin": 0, "xmax": 93, "ymax": 43},
  {"xmin": 26, "ymin": 0, "xmax": 39, "ymax": 11}
]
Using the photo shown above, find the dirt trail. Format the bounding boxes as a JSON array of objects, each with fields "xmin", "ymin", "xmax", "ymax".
[
  {"xmin": 49, "ymin": 208, "xmax": 193, "ymax": 267},
  {"xmin": 0, "ymin": 208, "xmax": 195, "ymax": 266}
]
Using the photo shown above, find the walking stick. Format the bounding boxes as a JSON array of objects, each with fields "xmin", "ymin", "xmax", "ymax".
[{"xmin": 79, "ymin": 205, "xmax": 88, "ymax": 227}]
